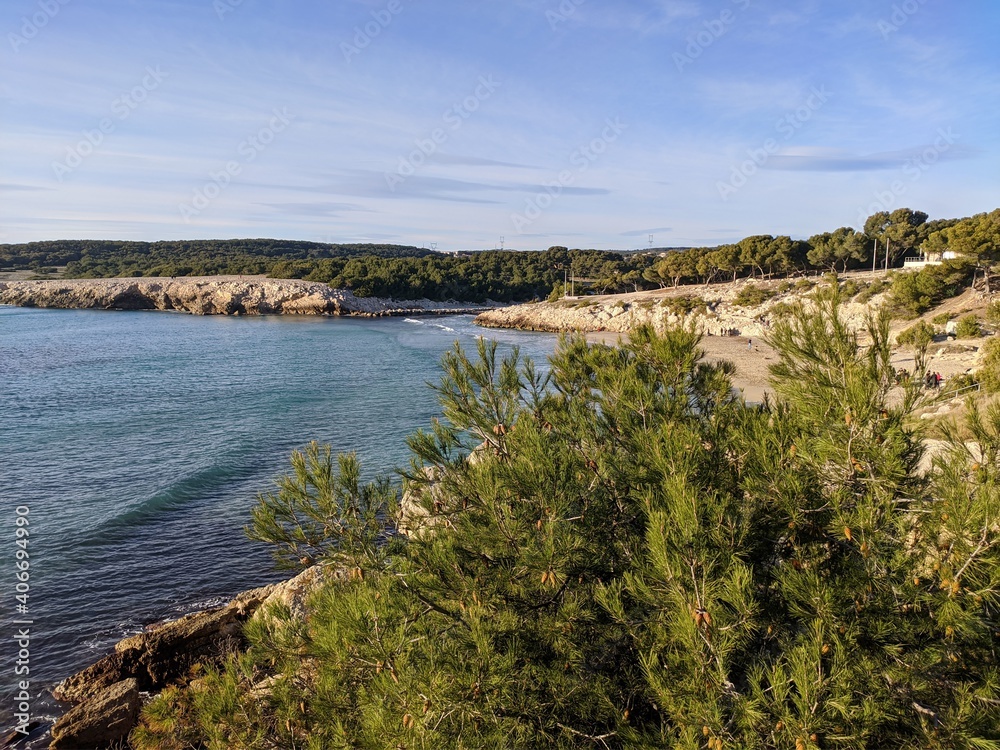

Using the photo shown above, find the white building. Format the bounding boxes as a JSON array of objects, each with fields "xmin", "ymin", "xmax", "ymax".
[{"xmin": 902, "ymin": 250, "xmax": 958, "ymax": 269}]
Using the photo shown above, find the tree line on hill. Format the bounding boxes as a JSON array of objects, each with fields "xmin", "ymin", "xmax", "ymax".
[
  {"xmin": 0, "ymin": 239, "xmax": 432, "ymax": 277},
  {"xmin": 639, "ymin": 209, "xmax": 999, "ymax": 290},
  {"xmin": 2, "ymin": 208, "xmax": 997, "ymax": 302}
]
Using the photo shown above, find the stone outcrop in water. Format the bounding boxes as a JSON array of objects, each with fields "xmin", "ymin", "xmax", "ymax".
[{"xmin": 0, "ymin": 277, "xmax": 496, "ymax": 317}]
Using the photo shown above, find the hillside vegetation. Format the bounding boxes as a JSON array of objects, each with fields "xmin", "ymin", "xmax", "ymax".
[{"xmin": 3, "ymin": 208, "xmax": 997, "ymax": 303}]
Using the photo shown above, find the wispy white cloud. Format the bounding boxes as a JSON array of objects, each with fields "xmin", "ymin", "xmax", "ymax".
[
  {"xmin": 762, "ymin": 143, "xmax": 980, "ymax": 172},
  {"xmin": 621, "ymin": 226, "xmax": 673, "ymax": 237}
]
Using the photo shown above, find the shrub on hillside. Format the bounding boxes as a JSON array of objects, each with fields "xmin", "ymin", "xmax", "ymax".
[
  {"xmin": 767, "ymin": 301, "xmax": 802, "ymax": 320},
  {"xmin": 979, "ymin": 338, "xmax": 1000, "ymax": 393},
  {"xmin": 732, "ymin": 283, "xmax": 775, "ymax": 307},
  {"xmin": 889, "ymin": 261, "xmax": 973, "ymax": 318},
  {"xmin": 855, "ymin": 277, "xmax": 887, "ymax": 304},
  {"xmin": 896, "ymin": 321, "xmax": 935, "ymax": 348},
  {"xmin": 956, "ymin": 315, "xmax": 982, "ymax": 339},
  {"xmin": 658, "ymin": 295, "xmax": 707, "ymax": 316},
  {"xmin": 986, "ymin": 300, "xmax": 1000, "ymax": 328}
]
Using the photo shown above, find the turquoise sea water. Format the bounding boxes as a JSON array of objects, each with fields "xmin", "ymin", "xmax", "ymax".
[{"xmin": 0, "ymin": 306, "xmax": 558, "ymax": 732}]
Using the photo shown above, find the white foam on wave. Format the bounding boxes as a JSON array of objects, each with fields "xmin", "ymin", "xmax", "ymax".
[
  {"xmin": 82, "ymin": 620, "xmax": 145, "ymax": 650},
  {"xmin": 173, "ymin": 595, "xmax": 230, "ymax": 614},
  {"xmin": 403, "ymin": 318, "xmax": 423, "ymax": 325}
]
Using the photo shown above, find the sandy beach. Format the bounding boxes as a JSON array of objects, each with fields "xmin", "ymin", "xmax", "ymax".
[{"xmin": 587, "ymin": 328, "xmax": 986, "ymax": 406}]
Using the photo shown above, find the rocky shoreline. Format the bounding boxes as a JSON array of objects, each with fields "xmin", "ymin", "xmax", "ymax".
[
  {"xmin": 20, "ymin": 567, "xmax": 333, "ymax": 749},
  {"xmin": 19, "ymin": 475, "xmax": 439, "ymax": 749},
  {"xmin": 0, "ymin": 277, "xmax": 500, "ymax": 317},
  {"xmin": 23, "ymin": 482, "xmax": 436, "ymax": 749}
]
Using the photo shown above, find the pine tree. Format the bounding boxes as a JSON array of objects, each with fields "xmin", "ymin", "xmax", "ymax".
[{"xmin": 133, "ymin": 295, "xmax": 1000, "ymax": 749}]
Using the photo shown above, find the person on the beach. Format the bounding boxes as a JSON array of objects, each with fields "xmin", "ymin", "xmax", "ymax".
[{"xmin": 747, "ymin": 339, "xmax": 753, "ymax": 351}]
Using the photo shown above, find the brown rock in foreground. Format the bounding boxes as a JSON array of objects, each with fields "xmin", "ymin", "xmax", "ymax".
[
  {"xmin": 49, "ymin": 566, "xmax": 333, "ymax": 749},
  {"xmin": 52, "ymin": 585, "xmax": 273, "ymax": 705},
  {"xmin": 49, "ymin": 679, "xmax": 140, "ymax": 750}
]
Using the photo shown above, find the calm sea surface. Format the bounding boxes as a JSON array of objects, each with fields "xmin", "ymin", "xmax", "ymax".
[{"xmin": 0, "ymin": 306, "xmax": 558, "ymax": 731}]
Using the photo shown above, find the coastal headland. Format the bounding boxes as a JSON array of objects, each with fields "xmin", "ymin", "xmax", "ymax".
[{"xmin": 0, "ymin": 276, "xmax": 498, "ymax": 317}]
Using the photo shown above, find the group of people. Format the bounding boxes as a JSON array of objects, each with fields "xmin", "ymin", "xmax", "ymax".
[{"xmin": 894, "ymin": 368, "xmax": 945, "ymax": 390}]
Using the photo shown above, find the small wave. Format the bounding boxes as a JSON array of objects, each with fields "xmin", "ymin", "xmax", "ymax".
[
  {"xmin": 81, "ymin": 619, "xmax": 145, "ymax": 650},
  {"xmin": 83, "ymin": 461, "xmax": 250, "ymax": 540},
  {"xmin": 432, "ymin": 324, "xmax": 456, "ymax": 332},
  {"xmin": 403, "ymin": 318, "xmax": 423, "ymax": 325}
]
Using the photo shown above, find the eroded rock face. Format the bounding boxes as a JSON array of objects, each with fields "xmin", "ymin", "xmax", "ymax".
[
  {"xmin": 251, "ymin": 563, "xmax": 338, "ymax": 622},
  {"xmin": 0, "ymin": 277, "xmax": 498, "ymax": 317},
  {"xmin": 49, "ymin": 679, "xmax": 140, "ymax": 750},
  {"xmin": 474, "ymin": 283, "xmax": 887, "ymax": 338}
]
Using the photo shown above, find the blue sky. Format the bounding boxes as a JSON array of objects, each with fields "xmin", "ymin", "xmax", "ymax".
[{"xmin": 2, "ymin": 0, "xmax": 998, "ymax": 250}]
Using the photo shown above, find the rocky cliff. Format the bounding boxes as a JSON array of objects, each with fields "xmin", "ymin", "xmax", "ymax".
[
  {"xmin": 0, "ymin": 277, "xmax": 496, "ymax": 317},
  {"xmin": 475, "ymin": 277, "xmax": 884, "ymax": 338}
]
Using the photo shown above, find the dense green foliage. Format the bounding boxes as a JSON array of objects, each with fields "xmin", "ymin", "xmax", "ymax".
[
  {"xmin": 0, "ymin": 239, "xmax": 432, "ymax": 277},
  {"xmin": 978, "ymin": 339, "xmax": 1000, "ymax": 394},
  {"xmin": 925, "ymin": 209, "xmax": 1000, "ymax": 294},
  {"xmin": 987, "ymin": 301, "xmax": 1000, "ymax": 328},
  {"xmin": 732, "ymin": 283, "xmax": 776, "ymax": 308},
  {"xmin": 956, "ymin": 315, "xmax": 983, "ymax": 339},
  {"xmin": 896, "ymin": 320, "xmax": 936, "ymax": 349},
  {"xmin": 889, "ymin": 260, "xmax": 975, "ymax": 317},
  {"xmin": 134, "ymin": 295, "xmax": 1000, "ymax": 749},
  {"xmin": 301, "ymin": 249, "xmax": 649, "ymax": 302}
]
